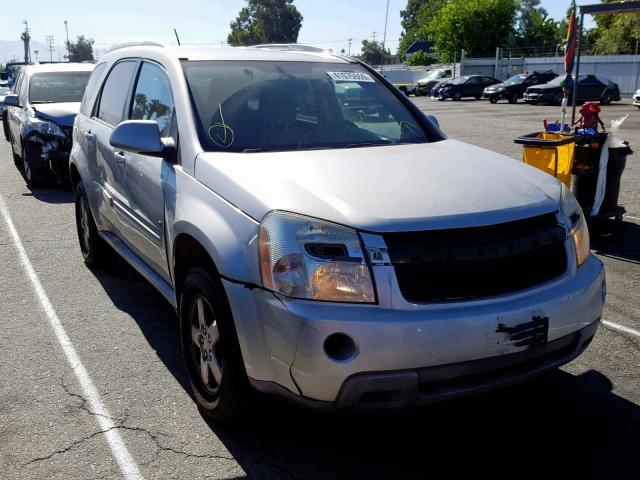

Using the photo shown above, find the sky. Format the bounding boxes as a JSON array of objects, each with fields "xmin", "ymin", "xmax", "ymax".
[{"xmin": 0, "ymin": 0, "xmax": 597, "ymax": 60}]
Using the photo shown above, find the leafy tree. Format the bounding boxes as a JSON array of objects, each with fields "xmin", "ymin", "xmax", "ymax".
[
  {"xmin": 398, "ymin": 0, "xmax": 444, "ymax": 57},
  {"xmin": 591, "ymin": 0, "xmax": 640, "ymax": 55},
  {"xmin": 66, "ymin": 35, "xmax": 94, "ymax": 62},
  {"xmin": 406, "ymin": 50, "xmax": 437, "ymax": 66},
  {"xmin": 516, "ymin": 9, "xmax": 563, "ymax": 52},
  {"xmin": 227, "ymin": 0, "xmax": 303, "ymax": 46},
  {"xmin": 427, "ymin": 0, "xmax": 518, "ymax": 62},
  {"xmin": 359, "ymin": 40, "xmax": 390, "ymax": 66}
]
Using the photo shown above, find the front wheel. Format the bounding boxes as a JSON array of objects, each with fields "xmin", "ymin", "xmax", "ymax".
[
  {"xmin": 22, "ymin": 142, "xmax": 49, "ymax": 187},
  {"xmin": 180, "ymin": 267, "xmax": 251, "ymax": 424},
  {"xmin": 489, "ymin": 98, "xmax": 498, "ymax": 104},
  {"xmin": 601, "ymin": 91, "xmax": 613, "ymax": 105},
  {"xmin": 453, "ymin": 91, "xmax": 462, "ymax": 101},
  {"xmin": 553, "ymin": 92, "xmax": 564, "ymax": 106}
]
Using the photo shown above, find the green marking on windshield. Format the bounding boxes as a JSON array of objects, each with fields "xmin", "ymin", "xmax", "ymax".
[{"xmin": 207, "ymin": 104, "xmax": 235, "ymax": 149}]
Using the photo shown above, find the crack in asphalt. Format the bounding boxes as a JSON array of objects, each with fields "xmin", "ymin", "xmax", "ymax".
[{"xmin": 20, "ymin": 377, "xmax": 238, "ymax": 469}]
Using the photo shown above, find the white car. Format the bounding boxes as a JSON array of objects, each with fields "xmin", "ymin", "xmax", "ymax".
[
  {"xmin": 633, "ymin": 89, "xmax": 640, "ymax": 109},
  {"xmin": 70, "ymin": 42, "xmax": 605, "ymax": 422}
]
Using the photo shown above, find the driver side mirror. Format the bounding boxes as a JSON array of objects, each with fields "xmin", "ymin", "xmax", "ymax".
[
  {"xmin": 4, "ymin": 94, "xmax": 20, "ymax": 108},
  {"xmin": 110, "ymin": 120, "xmax": 176, "ymax": 162}
]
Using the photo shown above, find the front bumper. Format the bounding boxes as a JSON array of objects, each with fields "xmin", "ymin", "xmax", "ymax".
[
  {"xmin": 483, "ymin": 91, "xmax": 505, "ymax": 100},
  {"xmin": 223, "ymin": 254, "xmax": 605, "ymax": 409},
  {"xmin": 524, "ymin": 92, "xmax": 552, "ymax": 103},
  {"xmin": 633, "ymin": 96, "xmax": 640, "ymax": 106}
]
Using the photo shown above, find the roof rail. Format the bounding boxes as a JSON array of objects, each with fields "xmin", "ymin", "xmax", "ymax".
[
  {"xmin": 106, "ymin": 41, "xmax": 167, "ymax": 53},
  {"xmin": 252, "ymin": 44, "xmax": 331, "ymax": 54}
]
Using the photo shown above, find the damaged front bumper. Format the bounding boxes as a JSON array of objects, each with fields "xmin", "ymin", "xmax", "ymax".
[{"xmin": 25, "ymin": 130, "xmax": 72, "ymax": 178}]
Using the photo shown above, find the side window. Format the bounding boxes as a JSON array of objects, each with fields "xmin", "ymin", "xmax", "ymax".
[
  {"xmin": 129, "ymin": 62, "xmax": 175, "ymax": 137},
  {"xmin": 97, "ymin": 60, "xmax": 137, "ymax": 126},
  {"xmin": 467, "ymin": 77, "xmax": 480, "ymax": 85},
  {"xmin": 80, "ymin": 63, "xmax": 107, "ymax": 117},
  {"xmin": 444, "ymin": 70, "xmax": 452, "ymax": 78}
]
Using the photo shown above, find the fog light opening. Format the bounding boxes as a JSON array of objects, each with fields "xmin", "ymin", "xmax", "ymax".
[{"xmin": 323, "ymin": 333, "xmax": 357, "ymax": 362}]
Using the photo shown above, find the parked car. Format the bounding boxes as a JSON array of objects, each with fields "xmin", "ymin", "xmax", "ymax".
[
  {"xmin": 483, "ymin": 71, "xmax": 557, "ymax": 104},
  {"xmin": 1, "ymin": 81, "xmax": 11, "ymax": 142},
  {"xmin": 416, "ymin": 68, "xmax": 453, "ymax": 96},
  {"xmin": 71, "ymin": 42, "xmax": 604, "ymax": 423},
  {"xmin": 5, "ymin": 63, "xmax": 94, "ymax": 186},
  {"xmin": 524, "ymin": 74, "xmax": 621, "ymax": 106},
  {"xmin": 435, "ymin": 75, "xmax": 501, "ymax": 101},
  {"xmin": 633, "ymin": 89, "xmax": 640, "ymax": 110}
]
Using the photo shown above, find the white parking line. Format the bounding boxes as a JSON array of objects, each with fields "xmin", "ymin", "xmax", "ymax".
[
  {"xmin": 602, "ymin": 320, "xmax": 640, "ymax": 340},
  {"xmin": 0, "ymin": 193, "xmax": 143, "ymax": 480},
  {"xmin": 624, "ymin": 215, "xmax": 640, "ymax": 222}
]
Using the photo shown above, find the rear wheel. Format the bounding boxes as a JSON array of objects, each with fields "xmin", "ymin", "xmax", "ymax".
[
  {"xmin": 508, "ymin": 92, "xmax": 519, "ymax": 104},
  {"xmin": 75, "ymin": 182, "xmax": 107, "ymax": 266},
  {"xmin": 601, "ymin": 90, "xmax": 613, "ymax": 105},
  {"xmin": 474, "ymin": 95, "xmax": 481, "ymax": 100},
  {"xmin": 453, "ymin": 91, "xmax": 462, "ymax": 101},
  {"xmin": 180, "ymin": 267, "xmax": 251, "ymax": 424}
]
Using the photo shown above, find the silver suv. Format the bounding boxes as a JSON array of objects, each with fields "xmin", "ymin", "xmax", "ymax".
[{"xmin": 70, "ymin": 42, "xmax": 605, "ymax": 423}]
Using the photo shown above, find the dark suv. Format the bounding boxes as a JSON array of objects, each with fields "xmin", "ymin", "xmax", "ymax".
[{"xmin": 483, "ymin": 71, "xmax": 557, "ymax": 104}]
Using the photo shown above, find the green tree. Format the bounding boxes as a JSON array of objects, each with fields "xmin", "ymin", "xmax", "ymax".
[
  {"xmin": 591, "ymin": 0, "xmax": 640, "ymax": 55},
  {"xmin": 516, "ymin": 9, "xmax": 563, "ymax": 52},
  {"xmin": 398, "ymin": 0, "xmax": 444, "ymax": 57},
  {"xmin": 359, "ymin": 40, "xmax": 390, "ymax": 66},
  {"xmin": 406, "ymin": 50, "xmax": 437, "ymax": 66},
  {"xmin": 427, "ymin": 0, "xmax": 518, "ymax": 62},
  {"xmin": 66, "ymin": 35, "xmax": 94, "ymax": 62},
  {"xmin": 227, "ymin": 0, "xmax": 303, "ymax": 46}
]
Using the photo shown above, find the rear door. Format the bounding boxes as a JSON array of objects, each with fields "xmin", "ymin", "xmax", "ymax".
[
  {"xmin": 116, "ymin": 60, "xmax": 175, "ymax": 280},
  {"xmin": 90, "ymin": 59, "xmax": 138, "ymax": 233},
  {"xmin": 577, "ymin": 75, "xmax": 602, "ymax": 100},
  {"xmin": 464, "ymin": 77, "xmax": 480, "ymax": 97}
]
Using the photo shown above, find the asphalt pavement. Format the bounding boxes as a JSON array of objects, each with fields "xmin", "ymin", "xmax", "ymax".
[{"xmin": 0, "ymin": 98, "xmax": 639, "ymax": 479}]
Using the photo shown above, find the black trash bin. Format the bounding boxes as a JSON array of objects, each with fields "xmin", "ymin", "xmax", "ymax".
[
  {"xmin": 571, "ymin": 142, "xmax": 632, "ymax": 220},
  {"xmin": 601, "ymin": 145, "xmax": 632, "ymax": 218}
]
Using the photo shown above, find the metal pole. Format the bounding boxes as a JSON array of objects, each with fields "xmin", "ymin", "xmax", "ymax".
[
  {"xmin": 571, "ymin": 13, "xmax": 584, "ymax": 127},
  {"xmin": 494, "ymin": 47, "xmax": 499, "ymax": 78},
  {"xmin": 380, "ymin": 0, "xmax": 390, "ymax": 71}
]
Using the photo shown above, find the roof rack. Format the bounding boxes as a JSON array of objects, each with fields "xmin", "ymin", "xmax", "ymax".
[
  {"xmin": 252, "ymin": 44, "xmax": 331, "ymax": 54},
  {"xmin": 106, "ymin": 41, "xmax": 167, "ymax": 53}
]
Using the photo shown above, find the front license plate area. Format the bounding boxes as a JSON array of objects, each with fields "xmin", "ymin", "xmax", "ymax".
[{"xmin": 496, "ymin": 315, "xmax": 549, "ymax": 348}]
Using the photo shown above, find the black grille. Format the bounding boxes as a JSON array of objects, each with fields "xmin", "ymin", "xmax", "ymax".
[{"xmin": 383, "ymin": 213, "xmax": 568, "ymax": 302}]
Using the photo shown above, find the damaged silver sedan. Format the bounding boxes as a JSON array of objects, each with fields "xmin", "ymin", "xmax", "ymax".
[{"xmin": 5, "ymin": 63, "xmax": 93, "ymax": 186}]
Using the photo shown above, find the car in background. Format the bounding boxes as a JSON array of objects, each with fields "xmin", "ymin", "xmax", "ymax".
[
  {"xmin": 633, "ymin": 89, "xmax": 640, "ymax": 110},
  {"xmin": 524, "ymin": 74, "xmax": 621, "ymax": 106},
  {"xmin": 1, "ymin": 86, "xmax": 11, "ymax": 142},
  {"xmin": 5, "ymin": 63, "xmax": 94, "ymax": 186},
  {"xmin": 416, "ymin": 67, "xmax": 453, "ymax": 96},
  {"xmin": 435, "ymin": 75, "xmax": 501, "ymax": 101},
  {"xmin": 483, "ymin": 71, "xmax": 557, "ymax": 104}
]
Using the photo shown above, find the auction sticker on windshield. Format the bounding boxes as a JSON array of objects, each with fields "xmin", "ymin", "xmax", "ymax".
[{"xmin": 327, "ymin": 71, "xmax": 375, "ymax": 83}]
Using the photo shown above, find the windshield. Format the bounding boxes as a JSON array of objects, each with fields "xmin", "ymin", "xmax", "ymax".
[
  {"xmin": 182, "ymin": 61, "xmax": 429, "ymax": 153},
  {"xmin": 504, "ymin": 74, "xmax": 528, "ymax": 85},
  {"xmin": 546, "ymin": 75, "xmax": 567, "ymax": 87},
  {"xmin": 450, "ymin": 76, "xmax": 470, "ymax": 85},
  {"xmin": 29, "ymin": 71, "xmax": 91, "ymax": 103},
  {"xmin": 424, "ymin": 70, "xmax": 443, "ymax": 80}
]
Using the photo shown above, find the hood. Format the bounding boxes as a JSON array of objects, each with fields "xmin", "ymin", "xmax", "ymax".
[
  {"xmin": 195, "ymin": 140, "xmax": 562, "ymax": 232},
  {"xmin": 485, "ymin": 83, "xmax": 505, "ymax": 90},
  {"xmin": 32, "ymin": 102, "xmax": 80, "ymax": 127}
]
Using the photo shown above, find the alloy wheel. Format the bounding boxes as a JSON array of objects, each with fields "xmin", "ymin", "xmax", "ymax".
[{"xmin": 189, "ymin": 295, "xmax": 223, "ymax": 394}]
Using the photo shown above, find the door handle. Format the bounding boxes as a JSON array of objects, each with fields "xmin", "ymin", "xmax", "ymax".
[
  {"xmin": 83, "ymin": 130, "xmax": 94, "ymax": 141},
  {"xmin": 114, "ymin": 151, "xmax": 126, "ymax": 165}
]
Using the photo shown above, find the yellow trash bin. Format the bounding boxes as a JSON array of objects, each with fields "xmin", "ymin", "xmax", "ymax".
[{"xmin": 514, "ymin": 132, "xmax": 579, "ymax": 187}]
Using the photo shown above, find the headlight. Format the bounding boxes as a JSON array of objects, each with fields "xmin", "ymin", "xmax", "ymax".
[
  {"xmin": 560, "ymin": 184, "xmax": 590, "ymax": 267},
  {"xmin": 497, "ymin": 87, "xmax": 505, "ymax": 92},
  {"xmin": 259, "ymin": 211, "xmax": 375, "ymax": 303},
  {"xmin": 38, "ymin": 120, "xmax": 65, "ymax": 137}
]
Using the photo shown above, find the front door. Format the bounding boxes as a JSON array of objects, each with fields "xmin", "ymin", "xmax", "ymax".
[{"xmin": 116, "ymin": 60, "xmax": 175, "ymax": 281}]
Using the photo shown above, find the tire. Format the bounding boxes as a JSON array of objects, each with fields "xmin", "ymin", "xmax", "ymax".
[
  {"xmin": 553, "ymin": 92, "xmax": 563, "ymax": 106},
  {"xmin": 489, "ymin": 98, "xmax": 498, "ymax": 104},
  {"xmin": 453, "ymin": 91, "xmax": 462, "ymax": 101},
  {"xmin": 75, "ymin": 182, "xmax": 107, "ymax": 266},
  {"xmin": 22, "ymin": 141, "xmax": 49, "ymax": 187},
  {"xmin": 474, "ymin": 95, "xmax": 481, "ymax": 100},
  {"xmin": 601, "ymin": 90, "xmax": 613, "ymax": 105},
  {"xmin": 180, "ymin": 266, "xmax": 250, "ymax": 424},
  {"xmin": 508, "ymin": 92, "xmax": 519, "ymax": 104},
  {"xmin": 1, "ymin": 112, "xmax": 9, "ymax": 142}
]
